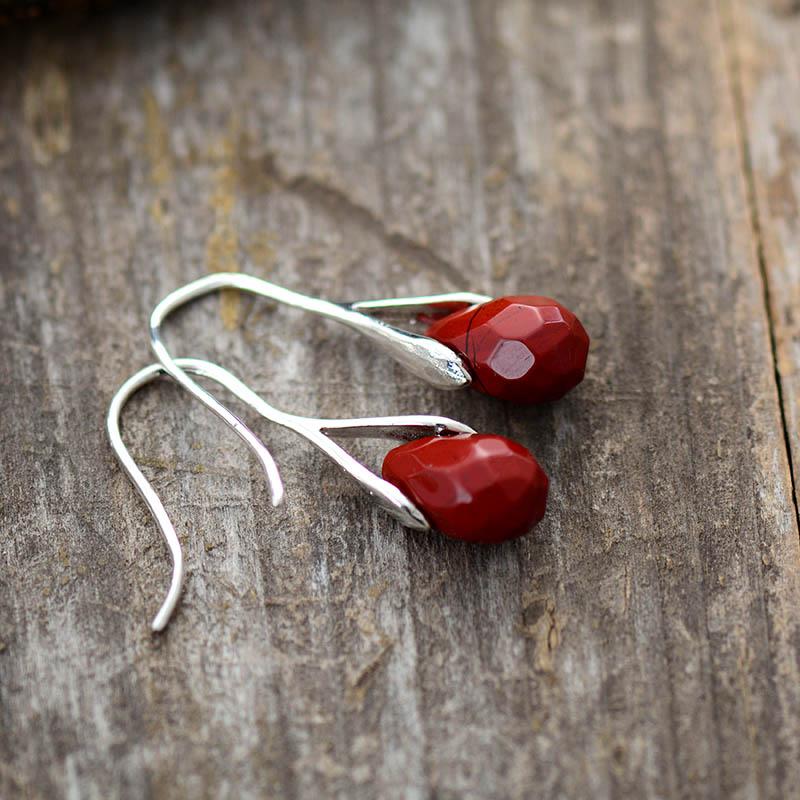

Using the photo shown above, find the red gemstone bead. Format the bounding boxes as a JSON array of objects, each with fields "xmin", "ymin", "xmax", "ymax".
[
  {"xmin": 426, "ymin": 296, "xmax": 590, "ymax": 403},
  {"xmin": 382, "ymin": 434, "xmax": 548, "ymax": 543}
]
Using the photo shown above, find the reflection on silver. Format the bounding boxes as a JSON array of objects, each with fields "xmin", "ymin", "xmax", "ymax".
[{"xmin": 108, "ymin": 357, "xmax": 475, "ymax": 631}]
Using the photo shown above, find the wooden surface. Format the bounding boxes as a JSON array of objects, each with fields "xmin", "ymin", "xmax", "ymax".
[{"xmin": 1, "ymin": 1, "xmax": 799, "ymax": 798}]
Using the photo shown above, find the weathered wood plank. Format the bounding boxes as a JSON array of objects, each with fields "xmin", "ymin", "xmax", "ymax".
[
  {"xmin": 727, "ymin": 0, "xmax": 800, "ymax": 514},
  {"xmin": 0, "ymin": 1, "xmax": 799, "ymax": 798}
]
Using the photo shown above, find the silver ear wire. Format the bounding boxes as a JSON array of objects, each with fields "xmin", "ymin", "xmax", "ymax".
[
  {"xmin": 107, "ymin": 365, "xmax": 185, "ymax": 632},
  {"xmin": 148, "ymin": 274, "xmax": 486, "ymax": 454},
  {"xmin": 107, "ymin": 358, "xmax": 285, "ymax": 632},
  {"xmin": 108, "ymin": 356, "xmax": 474, "ymax": 631}
]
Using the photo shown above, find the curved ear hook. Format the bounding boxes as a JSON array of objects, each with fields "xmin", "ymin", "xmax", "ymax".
[
  {"xmin": 109, "ymin": 357, "xmax": 474, "ymax": 631},
  {"xmin": 149, "ymin": 273, "xmax": 487, "ymax": 460},
  {"xmin": 107, "ymin": 358, "xmax": 284, "ymax": 632},
  {"xmin": 108, "ymin": 365, "xmax": 185, "ymax": 632}
]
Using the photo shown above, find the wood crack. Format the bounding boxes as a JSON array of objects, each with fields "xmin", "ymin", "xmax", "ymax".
[{"xmin": 719, "ymin": 0, "xmax": 800, "ymax": 534}]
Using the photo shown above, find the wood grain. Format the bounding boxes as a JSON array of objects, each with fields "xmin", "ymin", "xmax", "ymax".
[
  {"xmin": 0, "ymin": 1, "xmax": 799, "ymax": 798},
  {"xmin": 728, "ymin": 0, "xmax": 800, "ymax": 519}
]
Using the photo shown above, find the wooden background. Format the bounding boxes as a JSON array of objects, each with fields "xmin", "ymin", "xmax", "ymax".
[{"xmin": 1, "ymin": 1, "xmax": 799, "ymax": 798}]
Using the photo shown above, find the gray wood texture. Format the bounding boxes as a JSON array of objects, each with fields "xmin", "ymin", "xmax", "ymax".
[
  {"xmin": 731, "ymin": 0, "xmax": 800, "ymax": 511},
  {"xmin": 1, "ymin": 1, "xmax": 799, "ymax": 798}
]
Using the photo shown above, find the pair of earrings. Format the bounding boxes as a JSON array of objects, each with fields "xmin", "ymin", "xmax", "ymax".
[{"xmin": 109, "ymin": 273, "xmax": 589, "ymax": 630}]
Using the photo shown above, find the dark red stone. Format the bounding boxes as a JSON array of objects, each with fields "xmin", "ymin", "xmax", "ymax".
[
  {"xmin": 382, "ymin": 433, "xmax": 548, "ymax": 543},
  {"xmin": 426, "ymin": 296, "xmax": 590, "ymax": 403}
]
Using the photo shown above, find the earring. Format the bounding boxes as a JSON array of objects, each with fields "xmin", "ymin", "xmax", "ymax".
[
  {"xmin": 108, "ymin": 358, "xmax": 548, "ymax": 631},
  {"xmin": 149, "ymin": 274, "xmax": 589, "ymax": 430}
]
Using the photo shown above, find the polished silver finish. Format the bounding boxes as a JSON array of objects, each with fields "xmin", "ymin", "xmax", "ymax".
[{"xmin": 108, "ymin": 357, "xmax": 475, "ymax": 631}]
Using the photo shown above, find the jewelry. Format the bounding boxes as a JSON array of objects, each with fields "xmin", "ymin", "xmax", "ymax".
[
  {"xmin": 109, "ymin": 274, "xmax": 587, "ymax": 630},
  {"xmin": 108, "ymin": 359, "xmax": 547, "ymax": 631},
  {"xmin": 150, "ymin": 273, "xmax": 589, "ymax": 409}
]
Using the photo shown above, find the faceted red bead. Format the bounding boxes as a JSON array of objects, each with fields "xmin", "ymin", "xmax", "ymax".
[
  {"xmin": 382, "ymin": 433, "xmax": 548, "ymax": 543},
  {"xmin": 426, "ymin": 296, "xmax": 590, "ymax": 403}
]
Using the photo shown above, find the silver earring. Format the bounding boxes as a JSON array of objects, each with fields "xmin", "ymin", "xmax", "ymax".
[{"xmin": 148, "ymin": 273, "xmax": 589, "ymax": 449}]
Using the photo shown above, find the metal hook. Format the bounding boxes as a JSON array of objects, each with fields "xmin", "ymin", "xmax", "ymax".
[
  {"xmin": 148, "ymin": 273, "xmax": 490, "ymax": 487},
  {"xmin": 108, "ymin": 357, "xmax": 474, "ymax": 631},
  {"xmin": 107, "ymin": 358, "xmax": 282, "ymax": 631}
]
